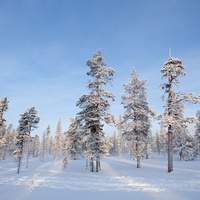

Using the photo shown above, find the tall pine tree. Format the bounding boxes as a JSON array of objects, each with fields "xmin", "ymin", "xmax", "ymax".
[
  {"xmin": 122, "ymin": 68, "xmax": 155, "ymax": 168},
  {"xmin": 76, "ymin": 50, "xmax": 115, "ymax": 172},
  {"xmin": 161, "ymin": 55, "xmax": 200, "ymax": 172},
  {"xmin": 15, "ymin": 107, "xmax": 40, "ymax": 173}
]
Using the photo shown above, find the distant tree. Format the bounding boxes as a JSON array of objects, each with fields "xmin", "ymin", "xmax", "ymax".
[
  {"xmin": 63, "ymin": 118, "xmax": 83, "ymax": 163},
  {"xmin": 6, "ymin": 125, "xmax": 17, "ymax": 158},
  {"xmin": 45, "ymin": 125, "xmax": 52, "ymax": 155},
  {"xmin": 41, "ymin": 131, "xmax": 46, "ymax": 162},
  {"xmin": 32, "ymin": 134, "xmax": 40, "ymax": 157},
  {"xmin": 155, "ymin": 131, "xmax": 161, "ymax": 155},
  {"xmin": 41, "ymin": 125, "xmax": 51, "ymax": 162},
  {"xmin": 115, "ymin": 116, "xmax": 127, "ymax": 157},
  {"xmin": 194, "ymin": 110, "xmax": 200, "ymax": 154},
  {"xmin": 174, "ymin": 128, "xmax": 196, "ymax": 161},
  {"xmin": 76, "ymin": 50, "xmax": 115, "ymax": 172},
  {"xmin": 121, "ymin": 68, "xmax": 155, "ymax": 168},
  {"xmin": 170, "ymin": 97, "xmax": 197, "ymax": 160},
  {"xmin": 109, "ymin": 131, "xmax": 120, "ymax": 156},
  {"xmin": 0, "ymin": 124, "xmax": 16, "ymax": 160},
  {"xmin": 15, "ymin": 107, "xmax": 40, "ymax": 173},
  {"xmin": 0, "ymin": 97, "xmax": 8, "ymax": 160},
  {"xmin": 144, "ymin": 131, "xmax": 154, "ymax": 159},
  {"xmin": 159, "ymin": 130, "xmax": 168, "ymax": 156},
  {"xmin": 0, "ymin": 97, "xmax": 8, "ymax": 127},
  {"xmin": 54, "ymin": 119, "xmax": 62, "ymax": 160},
  {"xmin": 161, "ymin": 55, "xmax": 200, "ymax": 172}
]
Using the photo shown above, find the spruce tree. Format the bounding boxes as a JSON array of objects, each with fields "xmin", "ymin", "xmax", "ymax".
[
  {"xmin": 76, "ymin": 50, "xmax": 115, "ymax": 172},
  {"xmin": 63, "ymin": 118, "xmax": 83, "ymax": 162},
  {"xmin": 122, "ymin": 68, "xmax": 155, "ymax": 168}
]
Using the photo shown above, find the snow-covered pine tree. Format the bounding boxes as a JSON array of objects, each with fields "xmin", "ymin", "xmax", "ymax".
[
  {"xmin": 63, "ymin": 118, "xmax": 83, "ymax": 162},
  {"xmin": 0, "ymin": 97, "xmax": 8, "ymax": 127},
  {"xmin": 144, "ymin": 131, "xmax": 154, "ymax": 159},
  {"xmin": 155, "ymin": 131, "xmax": 161, "ymax": 155},
  {"xmin": 76, "ymin": 50, "xmax": 115, "ymax": 172},
  {"xmin": 41, "ymin": 131, "xmax": 46, "ymax": 162},
  {"xmin": 109, "ymin": 131, "xmax": 120, "ymax": 156},
  {"xmin": 122, "ymin": 68, "xmax": 155, "ymax": 168},
  {"xmin": 45, "ymin": 125, "xmax": 51, "ymax": 155},
  {"xmin": 15, "ymin": 107, "xmax": 40, "ymax": 173},
  {"xmin": 174, "ymin": 128, "xmax": 196, "ymax": 161},
  {"xmin": 184, "ymin": 133, "xmax": 196, "ymax": 160},
  {"xmin": 54, "ymin": 119, "xmax": 62, "ymax": 160},
  {"xmin": 115, "ymin": 116, "xmax": 127, "ymax": 157},
  {"xmin": 194, "ymin": 110, "xmax": 200, "ymax": 154},
  {"xmin": 41, "ymin": 125, "xmax": 52, "ymax": 162},
  {"xmin": 159, "ymin": 130, "xmax": 168, "ymax": 156},
  {"xmin": 5, "ymin": 125, "xmax": 17, "ymax": 159},
  {"xmin": 161, "ymin": 55, "xmax": 200, "ymax": 172},
  {"xmin": 32, "ymin": 134, "xmax": 40, "ymax": 157},
  {"xmin": 171, "ymin": 96, "xmax": 196, "ymax": 160},
  {"xmin": 0, "ymin": 124, "xmax": 14, "ymax": 160},
  {"xmin": 0, "ymin": 97, "xmax": 8, "ymax": 160}
]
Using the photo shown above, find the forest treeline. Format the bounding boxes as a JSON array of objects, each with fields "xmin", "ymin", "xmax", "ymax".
[{"xmin": 0, "ymin": 50, "xmax": 200, "ymax": 173}]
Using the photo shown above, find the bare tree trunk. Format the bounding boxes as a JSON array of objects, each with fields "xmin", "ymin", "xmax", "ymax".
[
  {"xmin": 96, "ymin": 160, "xmax": 99, "ymax": 172},
  {"xmin": 168, "ymin": 125, "xmax": 173, "ymax": 172},
  {"xmin": 145, "ymin": 142, "xmax": 149, "ymax": 159},
  {"xmin": 17, "ymin": 156, "xmax": 21, "ymax": 174},
  {"xmin": 26, "ymin": 136, "xmax": 30, "ymax": 168},
  {"xmin": 96, "ymin": 155, "xmax": 101, "ymax": 172},
  {"xmin": 99, "ymin": 160, "xmax": 101, "ymax": 171},
  {"xmin": 167, "ymin": 78, "xmax": 173, "ymax": 173},
  {"xmin": 137, "ymin": 156, "xmax": 141, "ymax": 168},
  {"xmin": 136, "ymin": 141, "xmax": 141, "ymax": 168},
  {"xmin": 90, "ymin": 157, "xmax": 94, "ymax": 172},
  {"xmin": 86, "ymin": 159, "xmax": 88, "ymax": 170},
  {"xmin": 17, "ymin": 141, "xmax": 24, "ymax": 174}
]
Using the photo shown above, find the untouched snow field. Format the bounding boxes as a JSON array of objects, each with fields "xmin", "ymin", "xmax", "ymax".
[{"xmin": 0, "ymin": 156, "xmax": 199, "ymax": 200}]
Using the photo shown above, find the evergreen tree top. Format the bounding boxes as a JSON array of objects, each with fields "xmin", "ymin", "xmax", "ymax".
[
  {"xmin": 0, "ymin": 97, "xmax": 8, "ymax": 112},
  {"xmin": 161, "ymin": 57, "xmax": 186, "ymax": 80},
  {"xmin": 86, "ymin": 50, "xmax": 115, "ymax": 83}
]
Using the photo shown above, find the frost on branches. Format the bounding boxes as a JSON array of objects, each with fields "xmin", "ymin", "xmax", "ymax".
[
  {"xmin": 54, "ymin": 119, "xmax": 63, "ymax": 160},
  {"xmin": 0, "ymin": 97, "xmax": 8, "ymax": 125},
  {"xmin": 15, "ymin": 107, "xmax": 40, "ymax": 173},
  {"xmin": 76, "ymin": 50, "xmax": 115, "ymax": 172},
  {"xmin": 62, "ymin": 118, "xmax": 83, "ymax": 166},
  {"xmin": 121, "ymin": 68, "xmax": 155, "ymax": 168},
  {"xmin": 194, "ymin": 110, "xmax": 200, "ymax": 154},
  {"xmin": 161, "ymin": 56, "xmax": 200, "ymax": 173},
  {"xmin": 0, "ymin": 97, "xmax": 9, "ymax": 161}
]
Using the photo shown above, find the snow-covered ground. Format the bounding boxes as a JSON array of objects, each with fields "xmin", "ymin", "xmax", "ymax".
[{"xmin": 0, "ymin": 156, "xmax": 199, "ymax": 200}]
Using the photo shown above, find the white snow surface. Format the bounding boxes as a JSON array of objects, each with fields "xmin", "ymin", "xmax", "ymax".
[{"xmin": 0, "ymin": 156, "xmax": 199, "ymax": 200}]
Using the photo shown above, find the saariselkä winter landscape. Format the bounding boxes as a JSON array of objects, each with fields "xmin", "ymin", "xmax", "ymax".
[{"xmin": 0, "ymin": 1, "xmax": 200, "ymax": 200}]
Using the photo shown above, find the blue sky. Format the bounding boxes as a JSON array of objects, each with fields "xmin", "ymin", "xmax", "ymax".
[{"xmin": 0, "ymin": 0, "xmax": 200, "ymax": 136}]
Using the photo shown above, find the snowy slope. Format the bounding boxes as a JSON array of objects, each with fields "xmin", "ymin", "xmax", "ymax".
[{"xmin": 0, "ymin": 156, "xmax": 199, "ymax": 200}]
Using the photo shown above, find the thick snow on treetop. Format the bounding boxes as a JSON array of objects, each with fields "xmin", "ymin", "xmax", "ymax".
[
  {"xmin": 0, "ymin": 156, "xmax": 199, "ymax": 200},
  {"xmin": 161, "ymin": 57, "xmax": 185, "ymax": 80}
]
